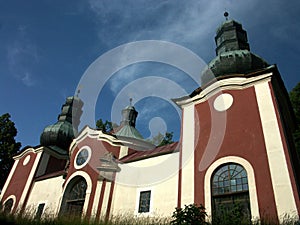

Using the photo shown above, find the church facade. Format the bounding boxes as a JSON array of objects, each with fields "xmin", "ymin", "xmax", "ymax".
[{"xmin": 1, "ymin": 18, "xmax": 300, "ymax": 223}]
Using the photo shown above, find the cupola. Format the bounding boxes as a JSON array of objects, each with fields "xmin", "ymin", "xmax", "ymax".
[
  {"xmin": 201, "ymin": 12, "xmax": 269, "ymax": 85},
  {"xmin": 40, "ymin": 96, "xmax": 83, "ymax": 151}
]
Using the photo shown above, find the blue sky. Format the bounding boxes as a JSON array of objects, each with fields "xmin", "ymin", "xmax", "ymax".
[{"xmin": 0, "ymin": 0, "xmax": 299, "ymax": 148}]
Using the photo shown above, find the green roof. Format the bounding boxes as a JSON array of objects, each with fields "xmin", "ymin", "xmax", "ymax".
[{"xmin": 115, "ymin": 125, "xmax": 144, "ymax": 140}]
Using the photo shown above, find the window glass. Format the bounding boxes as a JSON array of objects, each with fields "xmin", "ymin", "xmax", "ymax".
[
  {"xmin": 211, "ymin": 163, "xmax": 251, "ymax": 223},
  {"xmin": 212, "ymin": 163, "xmax": 249, "ymax": 195},
  {"xmin": 76, "ymin": 149, "xmax": 89, "ymax": 166},
  {"xmin": 138, "ymin": 191, "xmax": 151, "ymax": 213}
]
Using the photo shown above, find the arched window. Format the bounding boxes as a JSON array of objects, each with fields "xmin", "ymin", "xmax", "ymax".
[
  {"xmin": 60, "ymin": 176, "xmax": 87, "ymax": 216},
  {"xmin": 3, "ymin": 198, "xmax": 13, "ymax": 214},
  {"xmin": 211, "ymin": 163, "xmax": 251, "ymax": 223}
]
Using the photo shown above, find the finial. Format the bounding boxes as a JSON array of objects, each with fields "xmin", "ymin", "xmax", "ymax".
[
  {"xmin": 76, "ymin": 85, "xmax": 82, "ymax": 97},
  {"xmin": 129, "ymin": 98, "xmax": 133, "ymax": 106},
  {"xmin": 224, "ymin": 11, "xmax": 229, "ymax": 20}
]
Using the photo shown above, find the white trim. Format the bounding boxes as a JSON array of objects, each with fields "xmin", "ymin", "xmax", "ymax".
[
  {"xmin": 60, "ymin": 171, "xmax": 93, "ymax": 217},
  {"xmin": 70, "ymin": 126, "xmax": 124, "ymax": 155},
  {"xmin": 255, "ymin": 82, "xmax": 298, "ymax": 220},
  {"xmin": 135, "ymin": 186, "xmax": 154, "ymax": 216},
  {"xmin": 13, "ymin": 146, "xmax": 44, "ymax": 160},
  {"xmin": 91, "ymin": 180, "xmax": 103, "ymax": 218},
  {"xmin": 180, "ymin": 104, "xmax": 195, "ymax": 205},
  {"xmin": 19, "ymin": 151, "xmax": 43, "ymax": 208},
  {"xmin": 174, "ymin": 72, "xmax": 273, "ymax": 107},
  {"xmin": 204, "ymin": 156, "xmax": 260, "ymax": 221},
  {"xmin": 0, "ymin": 160, "xmax": 19, "ymax": 201},
  {"xmin": 74, "ymin": 146, "xmax": 92, "ymax": 169},
  {"xmin": 2, "ymin": 195, "xmax": 16, "ymax": 213},
  {"xmin": 101, "ymin": 181, "xmax": 111, "ymax": 217}
]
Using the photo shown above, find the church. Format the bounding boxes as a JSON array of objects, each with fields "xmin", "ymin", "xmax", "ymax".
[{"xmin": 1, "ymin": 16, "xmax": 300, "ymax": 223}]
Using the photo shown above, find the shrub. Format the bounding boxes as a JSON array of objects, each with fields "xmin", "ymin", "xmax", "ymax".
[{"xmin": 170, "ymin": 203, "xmax": 209, "ymax": 225}]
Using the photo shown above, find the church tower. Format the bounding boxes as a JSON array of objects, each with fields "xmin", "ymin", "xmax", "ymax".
[
  {"xmin": 40, "ymin": 96, "xmax": 83, "ymax": 151},
  {"xmin": 175, "ymin": 13, "xmax": 300, "ymax": 223},
  {"xmin": 0, "ymin": 96, "xmax": 83, "ymax": 214}
]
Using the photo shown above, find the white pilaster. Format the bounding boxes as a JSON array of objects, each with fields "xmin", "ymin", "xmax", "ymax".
[
  {"xmin": 255, "ymin": 81, "xmax": 298, "ymax": 220},
  {"xmin": 181, "ymin": 103, "xmax": 195, "ymax": 205}
]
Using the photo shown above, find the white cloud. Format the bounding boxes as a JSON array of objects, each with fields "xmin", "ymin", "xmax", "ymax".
[
  {"xmin": 6, "ymin": 36, "xmax": 39, "ymax": 87},
  {"xmin": 21, "ymin": 72, "xmax": 35, "ymax": 87}
]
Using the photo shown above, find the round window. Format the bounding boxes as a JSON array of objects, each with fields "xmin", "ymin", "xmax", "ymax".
[{"xmin": 74, "ymin": 146, "xmax": 91, "ymax": 169}]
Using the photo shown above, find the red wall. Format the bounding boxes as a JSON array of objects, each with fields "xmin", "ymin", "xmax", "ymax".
[
  {"xmin": 64, "ymin": 136, "xmax": 120, "ymax": 218},
  {"xmin": 2, "ymin": 151, "xmax": 37, "ymax": 212},
  {"xmin": 194, "ymin": 87, "xmax": 278, "ymax": 218}
]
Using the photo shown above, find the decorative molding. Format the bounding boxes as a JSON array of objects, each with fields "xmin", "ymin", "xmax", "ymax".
[{"xmin": 174, "ymin": 72, "xmax": 273, "ymax": 107}]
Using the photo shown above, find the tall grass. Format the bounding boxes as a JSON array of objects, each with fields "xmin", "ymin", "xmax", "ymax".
[
  {"xmin": 0, "ymin": 210, "xmax": 171, "ymax": 225},
  {"xmin": 0, "ymin": 210, "xmax": 299, "ymax": 225}
]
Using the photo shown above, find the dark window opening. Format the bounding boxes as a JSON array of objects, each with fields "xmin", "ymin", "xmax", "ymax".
[
  {"xmin": 35, "ymin": 203, "xmax": 45, "ymax": 219},
  {"xmin": 3, "ymin": 198, "xmax": 13, "ymax": 214},
  {"xmin": 138, "ymin": 190, "xmax": 151, "ymax": 213},
  {"xmin": 211, "ymin": 163, "xmax": 251, "ymax": 223},
  {"xmin": 59, "ymin": 176, "xmax": 87, "ymax": 217}
]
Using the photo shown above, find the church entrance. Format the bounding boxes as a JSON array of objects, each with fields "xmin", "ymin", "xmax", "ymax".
[
  {"xmin": 59, "ymin": 176, "xmax": 87, "ymax": 217},
  {"xmin": 211, "ymin": 163, "xmax": 251, "ymax": 223}
]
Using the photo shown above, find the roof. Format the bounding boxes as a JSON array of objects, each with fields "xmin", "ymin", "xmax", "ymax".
[
  {"xmin": 115, "ymin": 124, "xmax": 144, "ymax": 140},
  {"xmin": 120, "ymin": 141, "xmax": 179, "ymax": 163},
  {"xmin": 201, "ymin": 50, "xmax": 269, "ymax": 85}
]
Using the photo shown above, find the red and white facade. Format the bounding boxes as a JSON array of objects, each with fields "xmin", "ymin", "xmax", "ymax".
[{"xmin": 1, "ymin": 66, "xmax": 299, "ymax": 223}]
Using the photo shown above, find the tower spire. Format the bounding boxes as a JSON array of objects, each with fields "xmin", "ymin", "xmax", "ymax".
[{"xmin": 224, "ymin": 11, "xmax": 229, "ymax": 20}]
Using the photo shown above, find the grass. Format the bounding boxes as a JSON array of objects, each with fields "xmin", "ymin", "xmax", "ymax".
[{"xmin": 0, "ymin": 210, "xmax": 299, "ymax": 225}]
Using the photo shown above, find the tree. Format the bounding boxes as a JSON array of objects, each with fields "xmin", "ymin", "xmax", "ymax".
[
  {"xmin": 158, "ymin": 131, "xmax": 174, "ymax": 146},
  {"xmin": 148, "ymin": 131, "xmax": 174, "ymax": 146},
  {"xmin": 96, "ymin": 119, "xmax": 113, "ymax": 133},
  {"xmin": 0, "ymin": 113, "xmax": 21, "ymax": 189},
  {"xmin": 290, "ymin": 82, "xmax": 300, "ymax": 155}
]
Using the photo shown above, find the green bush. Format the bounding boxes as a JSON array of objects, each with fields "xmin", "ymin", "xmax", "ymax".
[{"xmin": 170, "ymin": 203, "xmax": 209, "ymax": 225}]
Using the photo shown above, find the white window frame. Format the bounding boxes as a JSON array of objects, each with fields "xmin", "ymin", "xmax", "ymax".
[
  {"xmin": 74, "ymin": 146, "xmax": 92, "ymax": 169},
  {"xmin": 135, "ymin": 187, "xmax": 154, "ymax": 216}
]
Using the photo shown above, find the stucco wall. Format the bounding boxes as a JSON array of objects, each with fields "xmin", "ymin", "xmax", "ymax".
[
  {"xmin": 25, "ymin": 176, "xmax": 65, "ymax": 218},
  {"xmin": 112, "ymin": 152, "xmax": 179, "ymax": 217}
]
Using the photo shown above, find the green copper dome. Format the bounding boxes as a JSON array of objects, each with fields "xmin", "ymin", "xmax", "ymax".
[
  {"xmin": 201, "ymin": 19, "xmax": 269, "ymax": 85},
  {"xmin": 40, "ymin": 96, "xmax": 83, "ymax": 151}
]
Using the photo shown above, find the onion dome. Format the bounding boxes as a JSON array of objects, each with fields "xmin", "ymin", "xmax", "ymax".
[
  {"xmin": 40, "ymin": 96, "xmax": 83, "ymax": 151},
  {"xmin": 201, "ymin": 14, "xmax": 269, "ymax": 85}
]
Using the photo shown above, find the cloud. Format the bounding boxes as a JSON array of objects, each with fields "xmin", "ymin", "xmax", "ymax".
[
  {"xmin": 6, "ymin": 29, "xmax": 39, "ymax": 87},
  {"xmin": 21, "ymin": 72, "xmax": 35, "ymax": 87}
]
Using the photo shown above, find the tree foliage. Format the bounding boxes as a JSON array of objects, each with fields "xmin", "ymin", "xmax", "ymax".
[
  {"xmin": 290, "ymin": 82, "xmax": 300, "ymax": 155},
  {"xmin": 158, "ymin": 131, "xmax": 174, "ymax": 146},
  {"xmin": 148, "ymin": 131, "xmax": 174, "ymax": 146},
  {"xmin": 0, "ymin": 113, "xmax": 21, "ymax": 189},
  {"xmin": 96, "ymin": 119, "xmax": 114, "ymax": 133}
]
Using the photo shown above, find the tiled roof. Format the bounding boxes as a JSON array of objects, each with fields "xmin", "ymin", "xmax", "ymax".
[{"xmin": 120, "ymin": 142, "xmax": 180, "ymax": 163}]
